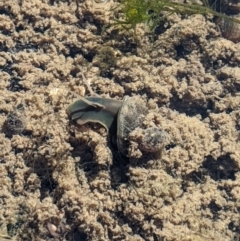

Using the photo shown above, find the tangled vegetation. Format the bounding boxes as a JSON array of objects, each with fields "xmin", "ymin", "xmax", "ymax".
[{"xmin": 114, "ymin": 0, "xmax": 240, "ymax": 31}]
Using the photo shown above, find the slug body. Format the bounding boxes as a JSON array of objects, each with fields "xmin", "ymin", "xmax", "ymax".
[{"xmin": 67, "ymin": 96, "xmax": 122, "ymax": 134}]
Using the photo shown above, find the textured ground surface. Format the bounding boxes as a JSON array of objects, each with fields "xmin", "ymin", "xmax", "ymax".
[{"xmin": 0, "ymin": 0, "xmax": 240, "ymax": 240}]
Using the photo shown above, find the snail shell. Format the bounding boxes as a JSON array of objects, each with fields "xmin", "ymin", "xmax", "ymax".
[{"xmin": 117, "ymin": 96, "xmax": 167, "ymax": 156}]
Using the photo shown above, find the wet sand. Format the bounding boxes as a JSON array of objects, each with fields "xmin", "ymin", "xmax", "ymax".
[{"xmin": 0, "ymin": 0, "xmax": 240, "ymax": 240}]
